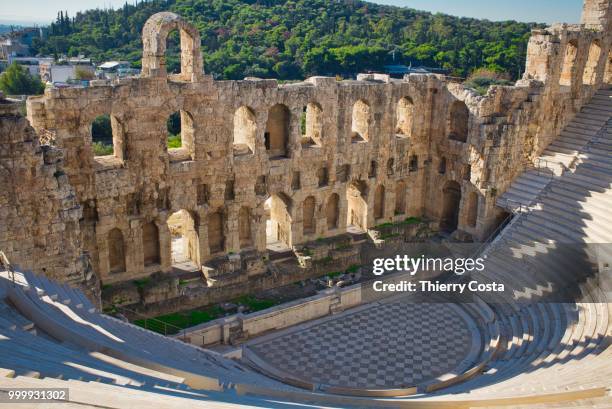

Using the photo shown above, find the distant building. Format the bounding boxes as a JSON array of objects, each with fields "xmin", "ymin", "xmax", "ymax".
[
  {"xmin": 39, "ymin": 57, "xmax": 95, "ymax": 84},
  {"xmin": 383, "ymin": 64, "xmax": 450, "ymax": 78},
  {"xmin": 97, "ymin": 61, "xmax": 139, "ymax": 79},
  {"xmin": 0, "ymin": 27, "xmax": 41, "ymax": 59},
  {"xmin": 6, "ymin": 56, "xmax": 52, "ymax": 76}
]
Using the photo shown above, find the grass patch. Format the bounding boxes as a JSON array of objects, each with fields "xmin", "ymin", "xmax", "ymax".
[
  {"xmin": 133, "ymin": 278, "xmax": 150, "ymax": 289},
  {"xmin": 346, "ymin": 264, "xmax": 360, "ymax": 274},
  {"xmin": 400, "ymin": 216, "xmax": 421, "ymax": 225},
  {"xmin": 134, "ymin": 305, "xmax": 225, "ymax": 335},
  {"xmin": 93, "ymin": 141, "xmax": 113, "ymax": 156},
  {"xmin": 233, "ymin": 295, "xmax": 278, "ymax": 312},
  {"xmin": 167, "ymin": 134, "xmax": 182, "ymax": 149},
  {"xmin": 326, "ymin": 271, "xmax": 343, "ymax": 279}
]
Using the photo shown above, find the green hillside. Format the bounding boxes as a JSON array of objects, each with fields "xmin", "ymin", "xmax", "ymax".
[{"xmin": 32, "ymin": 0, "xmax": 541, "ymax": 80}]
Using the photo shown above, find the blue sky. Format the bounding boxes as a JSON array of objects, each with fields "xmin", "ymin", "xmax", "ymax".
[{"xmin": 0, "ymin": 0, "xmax": 583, "ymax": 26}]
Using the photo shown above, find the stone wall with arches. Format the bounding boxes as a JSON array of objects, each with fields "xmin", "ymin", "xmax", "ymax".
[{"xmin": 13, "ymin": 6, "xmax": 611, "ymax": 291}]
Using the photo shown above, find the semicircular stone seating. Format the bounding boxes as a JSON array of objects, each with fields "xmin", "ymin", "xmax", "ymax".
[{"xmin": 0, "ymin": 98, "xmax": 611, "ymax": 408}]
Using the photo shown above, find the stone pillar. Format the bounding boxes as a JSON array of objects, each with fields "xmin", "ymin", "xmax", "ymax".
[
  {"xmin": 225, "ymin": 205, "xmax": 241, "ymax": 253},
  {"xmin": 157, "ymin": 215, "xmax": 172, "ymax": 273},
  {"xmin": 128, "ymin": 218, "xmax": 145, "ymax": 276}
]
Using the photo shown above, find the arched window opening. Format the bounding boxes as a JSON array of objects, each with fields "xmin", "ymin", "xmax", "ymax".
[
  {"xmin": 441, "ymin": 181, "xmax": 461, "ymax": 233},
  {"xmin": 142, "ymin": 222, "xmax": 160, "ymax": 266},
  {"xmin": 326, "ymin": 193, "xmax": 340, "ymax": 230},
  {"xmin": 168, "ymin": 210, "xmax": 199, "ymax": 268},
  {"xmin": 303, "ymin": 196, "xmax": 316, "ymax": 235},
  {"xmin": 233, "ymin": 106, "xmax": 257, "ymax": 156},
  {"xmin": 141, "ymin": 13, "xmax": 203, "ymax": 82},
  {"xmin": 265, "ymin": 104, "xmax": 290, "ymax": 158},
  {"xmin": 208, "ymin": 211, "xmax": 225, "ymax": 254},
  {"xmin": 369, "ymin": 160, "xmax": 378, "ymax": 178},
  {"xmin": 165, "ymin": 29, "xmax": 181, "ymax": 75},
  {"xmin": 395, "ymin": 181, "xmax": 406, "ymax": 215},
  {"xmin": 559, "ymin": 40, "xmax": 578, "ymax": 86},
  {"xmin": 374, "ymin": 185, "xmax": 385, "ymax": 220},
  {"xmin": 317, "ymin": 167, "xmax": 329, "ymax": 187},
  {"xmin": 239, "ymin": 207, "xmax": 253, "ymax": 248},
  {"xmin": 167, "ymin": 110, "xmax": 194, "ymax": 156},
  {"xmin": 108, "ymin": 228, "xmax": 126, "ymax": 274},
  {"xmin": 164, "ymin": 26, "xmax": 201, "ymax": 81},
  {"xmin": 92, "ymin": 114, "xmax": 124, "ymax": 159},
  {"xmin": 409, "ymin": 155, "xmax": 418, "ymax": 172},
  {"xmin": 351, "ymin": 99, "xmax": 370, "ymax": 143},
  {"xmin": 395, "ymin": 97, "xmax": 414, "ymax": 137},
  {"xmin": 337, "ymin": 164, "xmax": 351, "ymax": 182},
  {"xmin": 439, "ymin": 157, "xmax": 447, "ymax": 175},
  {"xmin": 463, "ymin": 164, "xmax": 472, "ymax": 181},
  {"xmin": 387, "ymin": 158, "xmax": 395, "ymax": 176},
  {"xmin": 467, "ymin": 192, "xmax": 479, "ymax": 228},
  {"xmin": 291, "ymin": 171, "xmax": 301, "ymax": 191},
  {"xmin": 582, "ymin": 40, "xmax": 602, "ymax": 85},
  {"xmin": 301, "ymin": 102, "xmax": 323, "ymax": 148},
  {"xmin": 448, "ymin": 101, "xmax": 469, "ymax": 142}
]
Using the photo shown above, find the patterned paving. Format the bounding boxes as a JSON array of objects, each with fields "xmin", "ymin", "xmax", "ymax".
[{"xmin": 246, "ymin": 298, "xmax": 476, "ymax": 389}]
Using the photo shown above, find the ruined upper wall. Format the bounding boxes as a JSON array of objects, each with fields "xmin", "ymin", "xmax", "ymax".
[{"xmin": 581, "ymin": 0, "xmax": 612, "ymax": 30}]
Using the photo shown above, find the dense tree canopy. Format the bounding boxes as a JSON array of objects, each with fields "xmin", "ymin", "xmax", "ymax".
[
  {"xmin": 32, "ymin": 0, "xmax": 541, "ymax": 80},
  {"xmin": 0, "ymin": 62, "xmax": 45, "ymax": 95}
]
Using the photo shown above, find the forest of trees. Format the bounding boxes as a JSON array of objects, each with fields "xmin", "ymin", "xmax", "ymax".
[{"xmin": 32, "ymin": 0, "xmax": 542, "ymax": 81}]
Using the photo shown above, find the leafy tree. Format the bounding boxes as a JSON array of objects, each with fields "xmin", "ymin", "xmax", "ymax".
[
  {"xmin": 0, "ymin": 63, "xmax": 45, "ymax": 95},
  {"xmin": 32, "ymin": 0, "xmax": 542, "ymax": 81}
]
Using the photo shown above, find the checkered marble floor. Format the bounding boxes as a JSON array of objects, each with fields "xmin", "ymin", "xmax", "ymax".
[{"xmin": 246, "ymin": 298, "xmax": 475, "ymax": 389}]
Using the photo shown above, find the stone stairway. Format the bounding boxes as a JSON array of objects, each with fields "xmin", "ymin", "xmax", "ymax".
[{"xmin": 497, "ymin": 87, "xmax": 612, "ymax": 212}]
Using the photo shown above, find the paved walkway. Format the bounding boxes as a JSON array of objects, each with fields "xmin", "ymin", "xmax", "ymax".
[{"xmin": 245, "ymin": 296, "xmax": 476, "ymax": 389}]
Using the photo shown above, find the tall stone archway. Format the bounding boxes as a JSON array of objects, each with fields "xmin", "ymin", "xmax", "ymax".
[
  {"xmin": 141, "ymin": 12, "xmax": 203, "ymax": 81},
  {"xmin": 303, "ymin": 196, "xmax": 316, "ymax": 235},
  {"xmin": 142, "ymin": 222, "xmax": 161, "ymax": 266},
  {"xmin": 108, "ymin": 228, "xmax": 126, "ymax": 274},
  {"xmin": 326, "ymin": 193, "xmax": 340, "ymax": 230},
  {"xmin": 441, "ymin": 181, "xmax": 462, "ymax": 233}
]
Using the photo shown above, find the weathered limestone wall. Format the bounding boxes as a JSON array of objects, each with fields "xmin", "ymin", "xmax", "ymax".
[
  {"xmin": 1, "ymin": 0, "xmax": 610, "ymax": 297},
  {"xmin": 0, "ymin": 96, "xmax": 88, "ymax": 289}
]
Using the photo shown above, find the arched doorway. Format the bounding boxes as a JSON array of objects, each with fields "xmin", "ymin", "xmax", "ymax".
[
  {"xmin": 108, "ymin": 228, "xmax": 126, "ymax": 274},
  {"xmin": 167, "ymin": 209, "xmax": 199, "ymax": 267},
  {"xmin": 207, "ymin": 211, "xmax": 225, "ymax": 254},
  {"xmin": 142, "ymin": 221, "xmax": 161, "ymax": 266},
  {"xmin": 466, "ymin": 192, "xmax": 479, "ymax": 228},
  {"xmin": 303, "ymin": 196, "xmax": 316, "ymax": 235},
  {"xmin": 326, "ymin": 193, "xmax": 340, "ymax": 230},
  {"xmin": 441, "ymin": 181, "xmax": 461, "ymax": 233},
  {"xmin": 265, "ymin": 193, "xmax": 292, "ymax": 250}
]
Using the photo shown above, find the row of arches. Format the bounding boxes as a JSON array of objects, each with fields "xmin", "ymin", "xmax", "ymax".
[
  {"xmin": 91, "ymin": 97, "xmax": 470, "ymax": 159},
  {"xmin": 105, "ymin": 179, "xmax": 481, "ymax": 276},
  {"xmin": 559, "ymin": 38, "xmax": 610, "ymax": 87}
]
